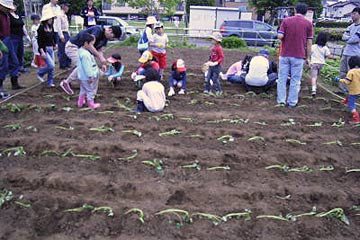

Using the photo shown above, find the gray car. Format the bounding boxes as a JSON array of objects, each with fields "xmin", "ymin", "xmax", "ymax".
[
  {"xmin": 220, "ymin": 20, "xmax": 277, "ymax": 46},
  {"xmin": 97, "ymin": 16, "xmax": 140, "ymax": 41}
]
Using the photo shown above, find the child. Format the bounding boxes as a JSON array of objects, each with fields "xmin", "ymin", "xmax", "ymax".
[
  {"xmin": 137, "ymin": 16, "xmax": 156, "ymax": 55},
  {"xmin": 150, "ymin": 22, "xmax": 168, "ymax": 79},
  {"xmin": 334, "ymin": 56, "xmax": 360, "ymax": 124},
  {"xmin": 30, "ymin": 14, "xmax": 42, "ymax": 68},
  {"xmin": 37, "ymin": 10, "xmax": 57, "ymax": 87},
  {"xmin": 131, "ymin": 50, "xmax": 160, "ymax": 89},
  {"xmin": 220, "ymin": 60, "xmax": 242, "ymax": 83},
  {"xmin": 310, "ymin": 32, "xmax": 336, "ymax": 97},
  {"xmin": 77, "ymin": 33, "xmax": 101, "ymax": 109},
  {"xmin": 134, "ymin": 67, "xmax": 166, "ymax": 113},
  {"xmin": 105, "ymin": 53, "xmax": 124, "ymax": 87},
  {"xmin": 204, "ymin": 32, "xmax": 224, "ymax": 95},
  {"xmin": 168, "ymin": 59, "xmax": 187, "ymax": 96}
]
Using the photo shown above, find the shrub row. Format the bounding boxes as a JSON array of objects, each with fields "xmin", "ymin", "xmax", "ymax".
[{"xmin": 315, "ymin": 21, "xmax": 350, "ymax": 28}]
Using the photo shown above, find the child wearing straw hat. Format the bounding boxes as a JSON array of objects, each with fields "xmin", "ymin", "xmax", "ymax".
[{"xmin": 204, "ymin": 32, "xmax": 224, "ymax": 95}]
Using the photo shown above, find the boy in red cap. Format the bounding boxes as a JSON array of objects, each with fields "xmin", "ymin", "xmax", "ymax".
[{"xmin": 168, "ymin": 59, "xmax": 187, "ymax": 96}]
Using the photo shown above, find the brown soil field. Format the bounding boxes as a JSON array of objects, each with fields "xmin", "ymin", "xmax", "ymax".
[{"xmin": 0, "ymin": 46, "xmax": 360, "ymax": 240}]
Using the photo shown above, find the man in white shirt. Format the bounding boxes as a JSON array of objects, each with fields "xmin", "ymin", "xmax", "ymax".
[
  {"xmin": 244, "ymin": 49, "xmax": 277, "ymax": 92},
  {"xmin": 41, "ymin": 0, "xmax": 61, "ymax": 33},
  {"xmin": 56, "ymin": 2, "xmax": 71, "ymax": 69}
]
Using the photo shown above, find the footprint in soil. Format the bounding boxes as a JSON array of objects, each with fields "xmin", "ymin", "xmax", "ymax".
[{"xmin": 166, "ymin": 190, "xmax": 192, "ymax": 205}]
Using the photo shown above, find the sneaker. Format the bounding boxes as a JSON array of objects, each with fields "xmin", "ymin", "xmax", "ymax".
[
  {"xmin": 48, "ymin": 83, "xmax": 56, "ymax": 87},
  {"xmin": 203, "ymin": 90, "xmax": 210, "ymax": 94},
  {"xmin": 215, "ymin": 91, "xmax": 223, "ymax": 96},
  {"xmin": 37, "ymin": 74, "xmax": 45, "ymax": 82},
  {"xmin": 31, "ymin": 62, "xmax": 38, "ymax": 68},
  {"xmin": 0, "ymin": 91, "xmax": 10, "ymax": 99},
  {"xmin": 311, "ymin": 91, "xmax": 316, "ymax": 98},
  {"xmin": 275, "ymin": 103, "xmax": 285, "ymax": 107},
  {"xmin": 60, "ymin": 79, "xmax": 74, "ymax": 95},
  {"xmin": 168, "ymin": 88, "xmax": 175, "ymax": 97},
  {"xmin": 178, "ymin": 89, "xmax": 185, "ymax": 95}
]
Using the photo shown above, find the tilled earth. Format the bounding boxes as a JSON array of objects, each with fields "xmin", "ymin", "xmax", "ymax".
[{"xmin": 0, "ymin": 46, "xmax": 360, "ymax": 240}]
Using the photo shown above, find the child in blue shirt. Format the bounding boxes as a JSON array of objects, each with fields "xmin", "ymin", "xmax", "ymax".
[
  {"xmin": 168, "ymin": 59, "xmax": 187, "ymax": 96},
  {"xmin": 77, "ymin": 33, "xmax": 100, "ymax": 109},
  {"xmin": 105, "ymin": 53, "xmax": 124, "ymax": 87}
]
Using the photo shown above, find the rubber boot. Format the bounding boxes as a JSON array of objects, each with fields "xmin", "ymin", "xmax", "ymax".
[
  {"xmin": 350, "ymin": 111, "xmax": 360, "ymax": 124},
  {"xmin": 342, "ymin": 96, "xmax": 349, "ymax": 105},
  {"xmin": 77, "ymin": 95, "xmax": 86, "ymax": 108},
  {"xmin": 11, "ymin": 76, "xmax": 25, "ymax": 90},
  {"xmin": 88, "ymin": 100, "xmax": 101, "ymax": 109}
]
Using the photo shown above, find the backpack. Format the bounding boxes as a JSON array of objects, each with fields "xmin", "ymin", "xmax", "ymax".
[{"xmin": 137, "ymin": 27, "xmax": 149, "ymax": 51}]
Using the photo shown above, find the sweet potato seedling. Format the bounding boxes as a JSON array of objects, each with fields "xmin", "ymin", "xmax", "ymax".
[
  {"xmin": 124, "ymin": 208, "xmax": 145, "ymax": 224},
  {"xmin": 25, "ymin": 126, "xmax": 38, "ymax": 132},
  {"xmin": 285, "ymin": 139, "xmax": 306, "ymax": 145},
  {"xmin": 115, "ymin": 99, "xmax": 135, "ymax": 112},
  {"xmin": 181, "ymin": 160, "xmax": 201, "ymax": 171},
  {"xmin": 323, "ymin": 140, "xmax": 342, "ymax": 146},
  {"xmin": 280, "ymin": 118, "xmax": 296, "ymax": 126},
  {"xmin": 72, "ymin": 153, "xmax": 101, "ymax": 161},
  {"xmin": 315, "ymin": 208, "xmax": 349, "ymax": 225},
  {"xmin": 151, "ymin": 113, "xmax": 174, "ymax": 121},
  {"xmin": 62, "ymin": 107, "xmax": 73, "ymax": 112},
  {"xmin": 191, "ymin": 212, "xmax": 222, "ymax": 225},
  {"xmin": 248, "ymin": 136, "xmax": 265, "ymax": 142},
  {"xmin": 97, "ymin": 111, "xmax": 114, "ymax": 114},
  {"xmin": 0, "ymin": 190, "xmax": 13, "ymax": 208},
  {"xmin": 345, "ymin": 168, "xmax": 360, "ymax": 173},
  {"xmin": 142, "ymin": 159, "xmax": 164, "ymax": 174},
  {"xmin": 122, "ymin": 129, "xmax": 142, "ymax": 137},
  {"xmin": 286, "ymin": 207, "xmax": 317, "ymax": 222},
  {"xmin": 221, "ymin": 209, "xmax": 252, "ymax": 222},
  {"xmin": 319, "ymin": 165, "xmax": 335, "ymax": 171},
  {"xmin": 265, "ymin": 164, "xmax": 312, "ymax": 173},
  {"xmin": 3, "ymin": 123, "xmax": 21, "ymax": 131},
  {"xmin": 118, "ymin": 150, "xmax": 138, "ymax": 161},
  {"xmin": 306, "ymin": 122, "xmax": 323, "ymax": 127},
  {"xmin": 55, "ymin": 125, "xmax": 74, "ymax": 131},
  {"xmin": 64, "ymin": 203, "xmax": 113, "ymax": 217},
  {"xmin": 1, "ymin": 103, "xmax": 26, "ymax": 113},
  {"xmin": 332, "ymin": 118, "xmax": 344, "ymax": 128},
  {"xmin": 207, "ymin": 165, "xmax": 231, "ymax": 171},
  {"xmin": 256, "ymin": 214, "xmax": 289, "ymax": 221},
  {"xmin": 159, "ymin": 129, "xmax": 181, "ymax": 136},
  {"xmin": 254, "ymin": 121, "xmax": 268, "ymax": 126},
  {"xmin": 90, "ymin": 125, "xmax": 114, "ymax": 132},
  {"xmin": 1, "ymin": 146, "xmax": 26, "ymax": 157},
  {"xmin": 188, "ymin": 99, "xmax": 199, "ymax": 105},
  {"xmin": 155, "ymin": 209, "xmax": 192, "ymax": 227},
  {"xmin": 180, "ymin": 117, "xmax": 195, "ymax": 123},
  {"xmin": 217, "ymin": 135, "xmax": 234, "ymax": 144}
]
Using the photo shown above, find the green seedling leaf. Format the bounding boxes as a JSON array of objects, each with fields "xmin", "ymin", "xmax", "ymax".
[
  {"xmin": 142, "ymin": 159, "xmax": 164, "ymax": 174},
  {"xmin": 40, "ymin": 149, "xmax": 59, "ymax": 157},
  {"xmin": 64, "ymin": 203, "xmax": 95, "ymax": 213},
  {"xmin": 122, "ymin": 129, "xmax": 142, "ymax": 137},
  {"xmin": 285, "ymin": 139, "xmax": 306, "ymax": 145},
  {"xmin": 14, "ymin": 201, "xmax": 31, "ymax": 208},
  {"xmin": 125, "ymin": 208, "xmax": 145, "ymax": 224},
  {"xmin": 55, "ymin": 125, "xmax": 74, "ymax": 131},
  {"xmin": 281, "ymin": 118, "xmax": 296, "ymax": 126},
  {"xmin": 90, "ymin": 125, "xmax": 114, "ymax": 132},
  {"xmin": 191, "ymin": 212, "xmax": 222, "ymax": 225},
  {"xmin": 159, "ymin": 129, "xmax": 181, "ymax": 136},
  {"xmin": 0, "ymin": 190, "xmax": 13, "ymax": 208},
  {"xmin": 207, "ymin": 165, "xmax": 231, "ymax": 171},
  {"xmin": 217, "ymin": 135, "xmax": 234, "ymax": 144},
  {"xmin": 1, "ymin": 146, "xmax": 26, "ymax": 157},
  {"xmin": 92, "ymin": 206, "xmax": 114, "ymax": 217},
  {"xmin": 72, "ymin": 153, "xmax": 100, "ymax": 161},
  {"xmin": 180, "ymin": 117, "xmax": 195, "ymax": 123},
  {"xmin": 254, "ymin": 121, "xmax": 268, "ymax": 126},
  {"xmin": 155, "ymin": 209, "xmax": 192, "ymax": 226},
  {"xmin": 315, "ymin": 208, "xmax": 350, "ymax": 225},
  {"xmin": 115, "ymin": 100, "xmax": 134, "ymax": 112},
  {"xmin": 323, "ymin": 140, "xmax": 342, "ymax": 146},
  {"xmin": 97, "ymin": 111, "xmax": 114, "ymax": 114},
  {"xmin": 256, "ymin": 214, "xmax": 289, "ymax": 221},
  {"xmin": 2, "ymin": 103, "xmax": 26, "ymax": 113},
  {"xmin": 345, "ymin": 168, "xmax": 360, "ymax": 173},
  {"xmin": 306, "ymin": 122, "xmax": 323, "ymax": 127},
  {"xmin": 319, "ymin": 165, "xmax": 335, "ymax": 171},
  {"xmin": 181, "ymin": 160, "xmax": 201, "ymax": 171},
  {"xmin": 118, "ymin": 150, "xmax": 138, "ymax": 161},
  {"xmin": 248, "ymin": 136, "xmax": 265, "ymax": 142},
  {"xmin": 62, "ymin": 107, "xmax": 73, "ymax": 112},
  {"xmin": 3, "ymin": 123, "xmax": 21, "ymax": 131},
  {"xmin": 332, "ymin": 118, "xmax": 345, "ymax": 128},
  {"xmin": 221, "ymin": 210, "xmax": 252, "ymax": 222}
]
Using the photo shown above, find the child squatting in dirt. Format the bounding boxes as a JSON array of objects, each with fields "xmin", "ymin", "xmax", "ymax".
[
  {"xmin": 77, "ymin": 33, "xmax": 101, "ymax": 109},
  {"xmin": 168, "ymin": 59, "xmax": 187, "ymax": 96},
  {"xmin": 334, "ymin": 56, "xmax": 360, "ymax": 124},
  {"xmin": 105, "ymin": 53, "xmax": 124, "ymax": 87}
]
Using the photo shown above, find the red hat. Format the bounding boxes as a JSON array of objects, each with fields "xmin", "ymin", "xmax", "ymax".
[
  {"xmin": 107, "ymin": 54, "xmax": 121, "ymax": 63},
  {"xmin": 176, "ymin": 59, "xmax": 186, "ymax": 72}
]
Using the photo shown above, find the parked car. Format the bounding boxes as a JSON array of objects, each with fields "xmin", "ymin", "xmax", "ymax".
[
  {"xmin": 220, "ymin": 20, "xmax": 277, "ymax": 46},
  {"xmin": 97, "ymin": 16, "xmax": 140, "ymax": 41}
]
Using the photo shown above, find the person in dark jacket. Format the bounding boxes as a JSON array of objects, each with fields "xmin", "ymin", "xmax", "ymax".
[{"xmin": 80, "ymin": 0, "xmax": 100, "ymax": 29}]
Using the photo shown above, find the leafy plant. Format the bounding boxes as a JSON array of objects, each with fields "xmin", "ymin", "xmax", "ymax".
[
  {"xmin": 217, "ymin": 135, "xmax": 234, "ymax": 144},
  {"xmin": 124, "ymin": 208, "xmax": 145, "ymax": 224},
  {"xmin": 332, "ymin": 118, "xmax": 344, "ymax": 128},
  {"xmin": 62, "ymin": 107, "xmax": 73, "ymax": 112},
  {"xmin": 2, "ymin": 103, "xmax": 26, "ymax": 113},
  {"xmin": 152, "ymin": 113, "xmax": 174, "ymax": 121},
  {"xmin": 155, "ymin": 209, "xmax": 192, "ymax": 227},
  {"xmin": 142, "ymin": 159, "xmax": 164, "ymax": 174},
  {"xmin": 1, "ymin": 146, "xmax": 26, "ymax": 157},
  {"xmin": 0, "ymin": 190, "xmax": 13, "ymax": 208},
  {"xmin": 181, "ymin": 160, "xmax": 201, "ymax": 171},
  {"xmin": 115, "ymin": 99, "xmax": 134, "ymax": 112},
  {"xmin": 315, "ymin": 208, "xmax": 349, "ymax": 225},
  {"xmin": 280, "ymin": 118, "xmax": 296, "ymax": 126},
  {"xmin": 222, "ymin": 36, "xmax": 247, "ymax": 48},
  {"xmin": 323, "ymin": 140, "xmax": 342, "ymax": 146},
  {"xmin": 265, "ymin": 164, "xmax": 312, "ymax": 173},
  {"xmin": 64, "ymin": 203, "xmax": 114, "ymax": 217},
  {"xmin": 256, "ymin": 214, "xmax": 289, "ymax": 221},
  {"xmin": 55, "ymin": 125, "xmax": 74, "ymax": 131},
  {"xmin": 319, "ymin": 165, "xmax": 335, "ymax": 171},
  {"xmin": 221, "ymin": 209, "xmax": 252, "ymax": 222},
  {"xmin": 3, "ymin": 123, "xmax": 21, "ymax": 131},
  {"xmin": 122, "ymin": 129, "xmax": 142, "ymax": 137},
  {"xmin": 191, "ymin": 212, "xmax": 222, "ymax": 225},
  {"xmin": 159, "ymin": 129, "xmax": 181, "ymax": 136}
]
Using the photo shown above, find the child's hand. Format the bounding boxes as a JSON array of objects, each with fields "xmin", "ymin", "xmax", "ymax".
[
  {"xmin": 208, "ymin": 61, "xmax": 218, "ymax": 67},
  {"xmin": 334, "ymin": 77, "xmax": 340, "ymax": 83},
  {"xmin": 108, "ymin": 75, "xmax": 114, "ymax": 82},
  {"xmin": 131, "ymin": 72, "xmax": 137, "ymax": 80}
]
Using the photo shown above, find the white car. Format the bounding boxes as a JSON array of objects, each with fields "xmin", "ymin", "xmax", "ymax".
[{"xmin": 98, "ymin": 16, "xmax": 140, "ymax": 41}]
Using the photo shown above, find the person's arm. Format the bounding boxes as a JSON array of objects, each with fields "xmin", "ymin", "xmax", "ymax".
[
  {"xmin": 111, "ymin": 65, "xmax": 124, "ymax": 78},
  {"xmin": 347, "ymin": 31, "xmax": 360, "ymax": 44},
  {"xmin": 80, "ymin": 7, "xmax": 87, "ymax": 18},
  {"xmin": 339, "ymin": 71, "xmax": 353, "ymax": 85},
  {"xmin": 37, "ymin": 26, "xmax": 47, "ymax": 57},
  {"xmin": 94, "ymin": 7, "xmax": 100, "ymax": 20},
  {"xmin": 306, "ymin": 38, "xmax": 312, "ymax": 65},
  {"xmin": 57, "ymin": 14, "xmax": 65, "ymax": 41},
  {"xmin": 146, "ymin": 27, "xmax": 154, "ymax": 43},
  {"xmin": 342, "ymin": 26, "xmax": 351, "ymax": 41},
  {"xmin": 277, "ymin": 20, "xmax": 285, "ymax": 40}
]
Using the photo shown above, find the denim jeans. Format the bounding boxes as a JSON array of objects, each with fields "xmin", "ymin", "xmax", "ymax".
[
  {"xmin": 37, "ymin": 47, "xmax": 55, "ymax": 85},
  {"xmin": 169, "ymin": 71, "xmax": 187, "ymax": 90},
  {"xmin": 227, "ymin": 74, "xmax": 244, "ymax": 83},
  {"xmin": 57, "ymin": 32, "xmax": 71, "ymax": 69},
  {"xmin": 277, "ymin": 56, "xmax": 305, "ymax": 107},
  {"xmin": 0, "ymin": 36, "xmax": 19, "ymax": 81},
  {"xmin": 206, "ymin": 64, "xmax": 222, "ymax": 92},
  {"xmin": 11, "ymin": 34, "xmax": 24, "ymax": 67},
  {"xmin": 348, "ymin": 94, "xmax": 359, "ymax": 112}
]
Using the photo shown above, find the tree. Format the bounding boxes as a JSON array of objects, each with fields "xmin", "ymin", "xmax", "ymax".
[{"xmin": 119, "ymin": 0, "xmax": 182, "ymax": 16}]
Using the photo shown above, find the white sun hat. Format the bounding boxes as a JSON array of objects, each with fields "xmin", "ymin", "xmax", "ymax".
[
  {"xmin": 211, "ymin": 32, "xmax": 223, "ymax": 42},
  {"xmin": 146, "ymin": 16, "xmax": 157, "ymax": 25},
  {"xmin": 40, "ymin": 10, "xmax": 57, "ymax": 22},
  {"xmin": 0, "ymin": 0, "xmax": 15, "ymax": 10}
]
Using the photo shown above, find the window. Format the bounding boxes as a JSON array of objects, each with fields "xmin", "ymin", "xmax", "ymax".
[{"xmin": 255, "ymin": 22, "xmax": 270, "ymax": 31}]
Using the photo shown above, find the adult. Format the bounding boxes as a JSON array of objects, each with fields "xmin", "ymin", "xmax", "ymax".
[
  {"xmin": 137, "ymin": 16, "xmax": 156, "ymax": 55},
  {"xmin": 0, "ymin": 0, "xmax": 23, "ymax": 97},
  {"xmin": 9, "ymin": 3, "xmax": 30, "ymax": 73},
  {"xmin": 339, "ymin": 7, "xmax": 360, "ymax": 95},
  {"xmin": 80, "ymin": 0, "xmax": 100, "ymax": 29},
  {"xmin": 56, "ymin": 2, "xmax": 71, "ymax": 69},
  {"xmin": 60, "ymin": 25, "xmax": 122, "ymax": 95},
  {"xmin": 277, "ymin": 2, "xmax": 313, "ymax": 108}
]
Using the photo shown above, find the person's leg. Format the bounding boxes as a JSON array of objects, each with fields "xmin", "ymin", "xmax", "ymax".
[
  {"xmin": 0, "ymin": 45, "xmax": 10, "ymax": 97},
  {"xmin": 227, "ymin": 74, "xmax": 245, "ymax": 83},
  {"xmin": 310, "ymin": 64, "xmax": 320, "ymax": 96},
  {"xmin": 168, "ymin": 75, "xmax": 176, "ymax": 96},
  {"xmin": 348, "ymin": 95, "xmax": 360, "ymax": 124},
  {"xmin": 85, "ymin": 77, "xmax": 100, "ymax": 109},
  {"xmin": 262, "ymin": 72, "xmax": 278, "ymax": 92},
  {"xmin": 277, "ymin": 56, "xmax": 290, "ymax": 105},
  {"xmin": 78, "ymin": 81, "xmax": 87, "ymax": 107},
  {"xmin": 339, "ymin": 55, "xmax": 349, "ymax": 93},
  {"xmin": 18, "ymin": 36, "xmax": 25, "ymax": 70},
  {"xmin": 57, "ymin": 33, "xmax": 66, "ymax": 69},
  {"xmin": 63, "ymin": 32, "xmax": 72, "ymax": 68},
  {"xmin": 287, "ymin": 57, "xmax": 305, "ymax": 107},
  {"xmin": 46, "ymin": 48, "xmax": 55, "ymax": 86},
  {"xmin": 212, "ymin": 65, "xmax": 222, "ymax": 93},
  {"xmin": 205, "ymin": 67, "xmax": 212, "ymax": 93}
]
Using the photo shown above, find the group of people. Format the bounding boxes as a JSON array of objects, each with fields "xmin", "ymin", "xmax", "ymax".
[{"xmin": 1, "ymin": 1, "xmax": 360, "ymax": 123}]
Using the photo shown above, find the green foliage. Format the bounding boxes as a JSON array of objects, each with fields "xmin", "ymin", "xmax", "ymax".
[
  {"xmin": 119, "ymin": 0, "xmax": 180, "ymax": 16},
  {"xmin": 114, "ymin": 35, "xmax": 139, "ymax": 47},
  {"xmin": 24, "ymin": 50, "xmax": 32, "ymax": 67},
  {"xmin": 320, "ymin": 59, "xmax": 340, "ymax": 85},
  {"xmin": 169, "ymin": 40, "xmax": 196, "ymax": 48},
  {"xmin": 186, "ymin": 0, "xmax": 215, "ymax": 16},
  {"xmin": 222, "ymin": 37, "xmax": 247, "ymax": 49},
  {"xmin": 314, "ymin": 28, "xmax": 343, "ymax": 42},
  {"xmin": 316, "ymin": 21, "xmax": 350, "ymax": 28},
  {"xmin": 40, "ymin": 0, "xmax": 96, "ymax": 16}
]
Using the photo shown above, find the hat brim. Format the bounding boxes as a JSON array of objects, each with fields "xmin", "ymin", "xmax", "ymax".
[
  {"xmin": 138, "ymin": 57, "xmax": 147, "ymax": 63},
  {"xmin": 40, "ymin": 14, "xmax": 56, "ymax": 22},
  {"xmin": 210, "ymin": 36, "xmax": 222, "ymax": 42},
  {"xmin": 107, "ymin": 56, "xmax": 121, "ymax": 63},
  {"xmin": 0, "ymin": 2, "xmax": 15, "ymax": 10}
]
